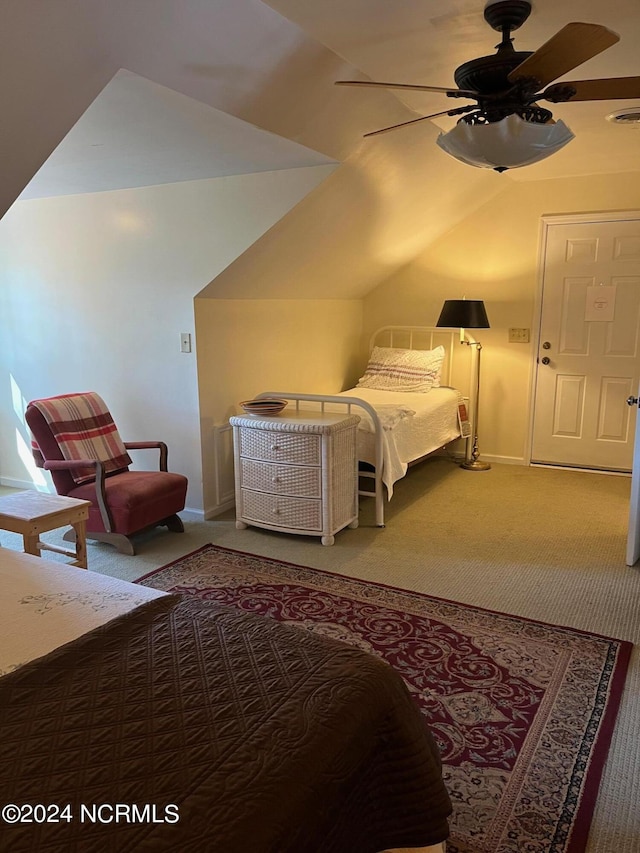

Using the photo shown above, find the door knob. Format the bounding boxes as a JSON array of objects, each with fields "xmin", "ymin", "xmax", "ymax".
[
  {"xmin": 627, "ymin": 396, "xmax": 639, "ymax": 407},
  {"xmin": 542, "ymin": 341, "xmax": 551, "ymax": 349},
  {"xmin": 541, "ymin": 356, "xmax": 551, "ymax": 365}
]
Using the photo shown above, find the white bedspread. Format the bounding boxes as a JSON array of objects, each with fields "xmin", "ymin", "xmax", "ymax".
[
  {"xmin": 336, "ymin": 387, "xmax": 461, "ymax": 497},
  {"xmin": 356, "ymin": 402, "xmax": 417, "ymax": 431},
  {"xmin": 0, "ymin": 549, "xmax": 167, "ymax": 676}
]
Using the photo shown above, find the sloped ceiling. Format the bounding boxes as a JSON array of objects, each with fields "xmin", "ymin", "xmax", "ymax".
[
  {"xmin": 3, "ymin": 0, "xmax": 638, "ymax": 301},
  {"xmin": 20, "ymin": 70, "xmax": 337, "ymax": 200},
  {"xmin": 1, "ymin": 0, "xmax": 413, "ymax": 216},
  {"xmin": 197, "ymin": 124, "xmax": 505, "ymax": 300},
  {"xmin": 203, "ymin": 0, "xmax": 640, "ymax": 298}
]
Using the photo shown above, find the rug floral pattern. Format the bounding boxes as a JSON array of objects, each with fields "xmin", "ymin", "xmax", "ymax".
[{"xmin": 138, "ymin": 546, "xmax": 631, "ymax": 853}]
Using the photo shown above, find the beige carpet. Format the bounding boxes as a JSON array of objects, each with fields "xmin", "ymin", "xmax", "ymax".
[{"xmin": 1, "ymin": 458, "xmax": 639, "ymax": 852}]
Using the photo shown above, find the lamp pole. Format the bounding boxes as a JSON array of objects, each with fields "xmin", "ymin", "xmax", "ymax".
[{"xmin": 462, "ymin": 340, "xmax": 491, "ymax": 471}]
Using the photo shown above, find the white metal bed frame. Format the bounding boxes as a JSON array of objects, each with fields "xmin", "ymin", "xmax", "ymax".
[{"xmin": 258, "ymin": 325, "xmax": 477, "ymax": 527}]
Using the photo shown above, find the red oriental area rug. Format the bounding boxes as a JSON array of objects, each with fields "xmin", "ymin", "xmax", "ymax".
[{"xmin": 137, "ymin": 544, "xmax": 631, "ymax": 853}]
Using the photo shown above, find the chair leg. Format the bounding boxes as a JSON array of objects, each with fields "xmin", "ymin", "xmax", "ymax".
[
  {"xmin": 64, "ymin": 515, "xmax": 183, "ymax": 556},
  {"xmin": 162, "ymin": 514, "xmax": 184, "ymax": 533},
  {"xmin": 64, "ymin": 528, "xmax": 135, "ymax": 556}
]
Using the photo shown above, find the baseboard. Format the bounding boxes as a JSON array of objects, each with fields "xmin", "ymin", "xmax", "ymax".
[
  {"xmin": 445, "ymin": 452, "xmax": 526, "ymax": 466},
  {"xmin": 479, "ymin": 454, "xmax": 526, "ymax": 466},
  {"xmin": 0, "ymin": 477, "xmax": 39, "ymax": 491},
  {"xmin": 181, "ymin": 507, "xmax": 205, "ymax": 521},
  {"xmin": 0, "ymin": 482, "xmax": 210, "ymax": 519},
  {"xmin": 530, "ymin": 462, "xmax": 631, "ymax": 477},
  {"xmin": 204, "ymin": 499, "xmax": 235, "ymax": 520}
]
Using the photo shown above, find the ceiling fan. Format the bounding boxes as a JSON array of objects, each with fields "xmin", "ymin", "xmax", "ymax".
[{"xmin": 336, "ymin": 0, "xmax": 640, "ymax": 170}]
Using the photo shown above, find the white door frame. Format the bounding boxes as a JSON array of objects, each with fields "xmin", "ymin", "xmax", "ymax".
[
  {"xmin": 526, "ymin": 210, "xmax": 640, "ymax": 466},
  {"xmin": 626, "ymin": 383, "xmax": 640, "ymax": 565}
]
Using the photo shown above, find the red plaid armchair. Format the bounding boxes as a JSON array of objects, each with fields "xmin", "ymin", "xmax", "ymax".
[{"xmin": 25, "ymin": 392, "xmax": 188, "ymax": 555}]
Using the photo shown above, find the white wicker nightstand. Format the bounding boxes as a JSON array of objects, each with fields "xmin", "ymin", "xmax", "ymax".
[{"xmin": 229, "ymin": 411, "xmax": 360, "ymax": 546}]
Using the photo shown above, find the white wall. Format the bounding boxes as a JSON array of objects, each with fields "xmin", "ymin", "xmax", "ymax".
[
  {"xmin": 0, "ymin": 165, "xmax": 334, "ymax": 510},
  {"xmin": 194, "ymin": 298, "xmax": 363, "ymax": 516}
]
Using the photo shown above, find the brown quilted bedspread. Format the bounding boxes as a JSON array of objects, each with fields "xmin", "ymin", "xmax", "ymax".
[{"xmin": 0, "ymin": 595, "xmax": 451, "ymax": 852}]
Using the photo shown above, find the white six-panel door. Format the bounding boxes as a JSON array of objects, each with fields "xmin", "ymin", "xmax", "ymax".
[{"xmin": 532, "ymin": 217, "xmax": 640, "ymax": 472}]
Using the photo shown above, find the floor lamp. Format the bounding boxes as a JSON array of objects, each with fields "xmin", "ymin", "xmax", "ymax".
[{"xmin": 436, "ymin": 299, "xmax": 491, "ymax": 471}]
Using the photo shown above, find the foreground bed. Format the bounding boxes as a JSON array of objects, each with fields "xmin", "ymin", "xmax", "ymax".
[
  {"xmin": 0, "ymin": 551, "xmax": 451, "ymax": 852},
  {"xmin": 258, "ymin": 325, "xmax": 476, "ymax": 525}
]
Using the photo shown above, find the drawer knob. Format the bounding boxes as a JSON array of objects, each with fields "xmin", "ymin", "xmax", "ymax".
[
  {"xmin": 272, "ymin": 507, "xmax": 280, "ymax": 515},
  {"xmin": 272, "ymin": 477, "xmax": 281, "ymax": 484},
  {"xmin": 270, "ymin": 444, "xmax": 280, "ymax": 451}
]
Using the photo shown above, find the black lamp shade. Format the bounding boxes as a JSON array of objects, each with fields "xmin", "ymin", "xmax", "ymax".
[{"xmin": 436, "ymin": 299, "xmax": 490, "ymax": 329}]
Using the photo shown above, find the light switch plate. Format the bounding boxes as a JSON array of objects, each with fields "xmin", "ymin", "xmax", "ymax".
[
  {"xmin": 180, "ymin": 332, "xmax": 191, "ymax": 353},
  {"xmin": 509, "ymin": 327, "xmax": 530, "ymax": 343}
]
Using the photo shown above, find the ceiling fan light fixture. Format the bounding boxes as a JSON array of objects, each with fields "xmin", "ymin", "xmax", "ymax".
[{"xmin": 436, "ymin": 113, "xmax": 575, "ymax": 172}]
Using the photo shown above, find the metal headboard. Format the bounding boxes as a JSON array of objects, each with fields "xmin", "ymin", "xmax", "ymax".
[{"xmin": 369, "ymin": 325, "xmax": 477, "ymax": 394}]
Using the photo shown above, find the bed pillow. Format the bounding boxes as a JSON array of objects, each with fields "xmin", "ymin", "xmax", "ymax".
[{"xmin": 356, "ymin": 345, "xmax": 445, "ymax": 392}]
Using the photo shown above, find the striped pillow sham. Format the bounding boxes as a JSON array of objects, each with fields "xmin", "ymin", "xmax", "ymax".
[{"xmin": 356, "ymin": 345, "xmax": 445, "ymax": 392}]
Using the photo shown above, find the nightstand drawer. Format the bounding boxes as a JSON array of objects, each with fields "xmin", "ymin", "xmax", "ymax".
[
  {"xmin": 239, "ymin": 428, "xmax": 321, "ymax": 465},
  {"xmin": 240, "ymin": 490, "xmax": 322, "ymax": 531},
  {"xmin": 240, "ymin": 459, "xmax": 322, "ymax": 498}
]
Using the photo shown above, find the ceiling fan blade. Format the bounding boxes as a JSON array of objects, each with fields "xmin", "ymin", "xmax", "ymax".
[
  {"xmin": 335, "ymin": 80, "xmax": 476, "ymax": 98},
  {"xmin": 508, "ymin": 22, "xmax": 620, "ymax": 88},
  {"xmin": 543, "ymin": 76, "xmax": 640, "ymax": 102},
  {"xmin": 363, "ymin": 107, "xmax": 473, "ymax": 138}
]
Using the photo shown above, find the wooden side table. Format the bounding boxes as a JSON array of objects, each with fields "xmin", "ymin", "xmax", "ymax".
[{"xmin": 0, "ymin": 491, "xmax": 91, "ymax": 569}]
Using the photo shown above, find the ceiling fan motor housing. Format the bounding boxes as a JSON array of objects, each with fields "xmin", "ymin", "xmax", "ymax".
[
  {"xmin": 456, "ymin": 0, "xmax": 534, "ymax": 95},
  {"xmin": 483, "ymin": 0, "xmax": 532, "ymax": 33},
  {"xmin": 455, "ymin": 0, "xmax": 537, "ymax": 121},
  {"xmin": 454, "ymin": 50, "xmax": 533, "ymax": 96}
]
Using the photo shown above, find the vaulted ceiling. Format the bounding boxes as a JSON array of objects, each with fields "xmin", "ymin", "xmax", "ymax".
[
  {"xmin": 18, "ymin": 71, "xmax": 337, "ymax": 201},
  {"xmin": 2, "ymin": 0, "xmax": 639, "ymax": 300}
]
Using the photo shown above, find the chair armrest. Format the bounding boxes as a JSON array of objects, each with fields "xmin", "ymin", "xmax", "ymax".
[
  {"xmin": 43, "ymin": 459, "xmax": 114, "ymax": 533},
  {"xmin": 124, "ymin": 441, "xmax": 168, "ymax": 471},
  {"xmin": 43, "ymin": 459, "xmax": 99, "ymax": 471}
]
